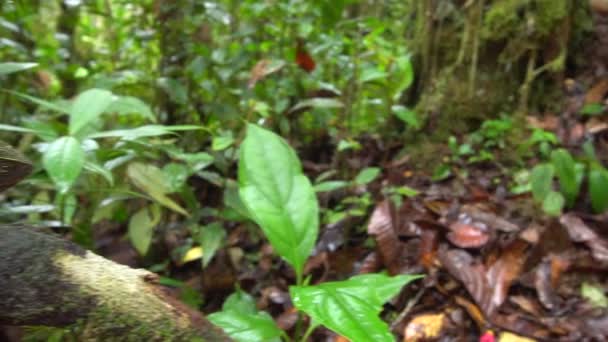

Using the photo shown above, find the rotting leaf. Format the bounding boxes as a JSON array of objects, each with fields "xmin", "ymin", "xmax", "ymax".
[
  {"xmin": 533, "ymin": 257, "xmax": 560, "ymax": 310},
  {"xmin": 0, "ymin": 141, "xmax": 33, "ymax": 192},
  {"xmin": 447, "ymin": 221, "xmax": 490, "ymax": 249},
  {"xmin": 560, "ymin": 213, "xmax": 608, "ymax": 262},
  {"xmin": 439, "ymin": 249, "xmax": 492, "ymax": 314},
  {"xmin": 485, "ymin": 240, "xmax": 528, "ymax": 314},
  {"xmin": 367, "ymin": 201, "xmax": 406, "ymax": 274}
]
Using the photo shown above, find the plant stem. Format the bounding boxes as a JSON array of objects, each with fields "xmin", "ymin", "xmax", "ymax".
[{"xmin": 298, "ymin": 323, "xmax": 317, "ymax": 342}]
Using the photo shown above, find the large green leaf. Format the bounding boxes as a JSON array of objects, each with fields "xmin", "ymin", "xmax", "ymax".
[
  {"xmin": 128, "ymin": 204, "xmax": 161, "ymax": 255},
  {"xmin": 589, "ymin": 164, "xmax": 608, "ymax": 214},
  {"xmin": 42, "ymin": 136, "xmax": 85, "ymax": 193},
  {"xmin": 290, "ymin": 274, "xmax": 422, "ymax": 342},
  {"xmin": 208, "ymin": 290, "xmax": 282, "ymax": 342},
  {"xmin": 0, "ymin": 62, "xmax": 37, "ymax": 75},
  {"xmin": 69, "ymin": 88, "xmax": 115, "ymax": 136},
  {"xmin": 238, "ymin": 124, "xmax": 319, "ymax": 281},
  {"xmin": 551, "ymin": 149, "xmax": 581, "ymax": 207},
  {"xmin": 530, "ymin": 163, "xmax": 554, "ymax": 202},
  {"xmin": 127, "ymin": 162, "xmax": 188, "ymax": 216}
]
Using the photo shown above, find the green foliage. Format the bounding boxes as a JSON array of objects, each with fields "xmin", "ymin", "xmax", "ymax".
[
  {"xmin": 233, "ymin": 124, "xmax": 420, "ymax": 341},
  {"xmin": 128, "ymin": 204, "xmax": 161, "ymax": 256},
  {"xmin": 42, "ymin": 136, "xmax": 85, "ymax": 194},
  {"xmin": 530, "ymin": 164, "xmax": 554, "ymax": 202},
  {"xmin": 581, "ymin": 282, "xmax": 608, "ymax": 308},
  {"xmin": 290, "ymin": 273, "xmax": 422, "ymax": 342},
  {"xmin": 550, "ymin": 148, "xmax": 581, "ymax": 207},
  {"xmin": 589, "ymin": 164, "xmax": 608, "ymax": 213},
  {"xmin": 528, "ymin": 147, "xmax": 608, "ymax": 215},
  {"xmin": 354, "ymin": 167, "xmax": 381, "ymax": 185},
  {"xmin": 199, "ymin": 222, "xmax": 226, "ymax": 267},
  {"xmin": 69, "ymin": 89, "xmax": 115, "ymax": 137},
  {"xmin": 238, "ymin": 124, "xmax": 319, "ymax": 283},
  {"xmin": 208, "ymin": 290, "xmax": 283, "ymax": 342},
  {"xmin": 0, "ymin": 86, "xmax": 207, "ymax": 250},
  {"xmin": 0, "ymin": 62, "xmax": 37, "ymax": 75}
]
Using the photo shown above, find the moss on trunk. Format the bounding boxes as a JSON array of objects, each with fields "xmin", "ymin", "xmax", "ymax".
[{"xmin": 0, "ymin": 225, "xmax": 231, "ymax": 341}]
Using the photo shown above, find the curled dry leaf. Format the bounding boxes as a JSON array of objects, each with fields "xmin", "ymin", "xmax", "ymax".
[
  {"xmin": 447, "ymin": 221, "xmax": 490, "ymax": 249},
  {"xmin": 247, "ymin": 59, "xmax": 285, "ymax": 88},
  {"xmin": 485, "ymin": 240, "xmax": 528, "ymax": 314},
  {"xmin": 419, "ymin": 229, "xmax": 439, "ymax": 269},
  {"xmin": 368, "ymin": 200, "xmax": 406, "ymax": 274},
  {"xmin": 439, "ymin": 249, "xmax": 492, "ymax": 314},
  {"xmin": 560, "ymin": 213, "xmax": 608, "ymax": 262},
  {"xmin": 454, "ymin": 295, "xmax": 487, "ymax": 330},
  {"xmin": 440, "ymin": 240, "xmax": 528, "ymax": 317},
  {"xmin": 403, "ymin": 312, "xmax": 446, "ymax": 342},
  {"xmin": 462, "ymin": 206, "xmax": 521, "ymax": 233},
  {"xmin": 534, "ymin": 257, "xmax": 560, "ymax": 310}
]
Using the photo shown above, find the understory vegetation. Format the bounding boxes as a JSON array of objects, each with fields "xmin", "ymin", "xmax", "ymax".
[{"xmin": 1, "ymin": 1, "xmax": 608, "ymax": 341}]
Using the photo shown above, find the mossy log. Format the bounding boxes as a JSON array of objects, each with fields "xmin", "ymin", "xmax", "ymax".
[{"xmin": 0, "ymin": 224, "xmax": 232, "ymax": 341}]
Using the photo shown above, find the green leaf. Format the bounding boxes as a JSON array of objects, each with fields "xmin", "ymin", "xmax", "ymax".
[
  {"xmin": 354, "ymin": 167, "xmax": 381, "ymax": 185},
  {"xmin": 530, "ymin": 163, "xmax": 554, "ymax": 202},
  {"xmin": 88, "ymin": 124, "xmax": 202, "ymax": 140},
  {"xmin": 392, "ymin": 105, "xmax": 419, "ymax": 129},
  {"xmin": 127, "ymin": 162, "xmax": 188, "ymax": 216},
  {"xmin": 393, "ymin": 185, "xmax": 420, "ymax": 197},
  {"xmin": 199, "ymin": 222, "xmax": 226, "ymax": 267},
  {"xmin": 6, "ymin": 90, "xmax": 70, "ymax": 114},
  {"xmin": 289, "ymin": 98, "xmax": 343, "ymax": 114},
  {"xmin": 0, "ymin": 62, "xmax": 37, "ymax": 75},
  {"xmin": 589, "ymin": 164, "xmax": 608, "ymax": 213},
  {"xmin": 162, "ymin": 163, "xmax": 190, "ymax": 192},
  {"xmin": 290, "ymin": 273, "xmax": 422, "ymax": 342},
  {"xmin": 238, "ymin": 124, "xmax": 319, "ymax": 281},
  {"xmin": 69, "ymin": 88, "xmax": 115, "ymax": 136},
  {"xmin": 208, "ymin": 291, "xmax": 282, "ymax": 342},
  {"xmin": 581, "ymin": 282, "xmax": 608, "ymax": 308},
  {"xmin": 212, "ymin": 132, "xmax": 234, "ymax": 151},
  {"xmin": 580, "ymin": 103, "xmax": 605, "ymax": 116},
  {"xmin": 314, "ymin": 180, "xmax": 349, "ymax": 192},
  {"xmin": 431, "ymin": 164, "xmax": 451, "ymax": 181},
  {"xmin": 128, "ymin": 204, "xmax": 161, "ymax": 255},
  {"xmin": 551, "ymin": 149, "xmax": 580, "ymax": 207},
  {"xmin": 106, "ymin": 96, "xmax": 156, "ymax": 121},
  {"xmin": 42, "ymin": 136, "xmax": 85, "ymax": 193},
  {"xmin": 542, "ymin": 191, "xmax": 564, "ymax": 217},
  {"xmin": 0, "ymin": 123, "xmax": 38, "ymax": 134},
  {"xmin": 392, "ymin": 56, "xmax": 414, "ymax": 101},
  {"xmin": 83, "ymin": 161, "xmax": 114, "ymax": 185}
]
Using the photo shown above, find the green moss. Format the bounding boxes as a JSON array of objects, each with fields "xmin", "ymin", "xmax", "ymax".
[
  {"xmin": 534, "ymin": 0, "xmax": 569, "ymax": 35},
  {"xmin": 483, "ymin": 0, "xmax": 529, "ymax": 40}
]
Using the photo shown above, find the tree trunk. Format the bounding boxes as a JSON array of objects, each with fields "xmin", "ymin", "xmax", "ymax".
[{"xmin": 0, "ymin": 224, "xmax": 232, "ymax": 342}]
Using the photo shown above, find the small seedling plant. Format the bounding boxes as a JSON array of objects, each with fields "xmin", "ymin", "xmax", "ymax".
[
  {"xmin": 208, "ymin": 124, "xmax": 421, "ymax": 342},
  {"xmin": 530, "ymin": 146, "xmax": 608, "ymax": 216}
]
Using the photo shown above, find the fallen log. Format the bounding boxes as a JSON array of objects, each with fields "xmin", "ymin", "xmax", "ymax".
[{"xmin": 0, "ymin": 224, "xmax": 232, "ymax": 341}]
